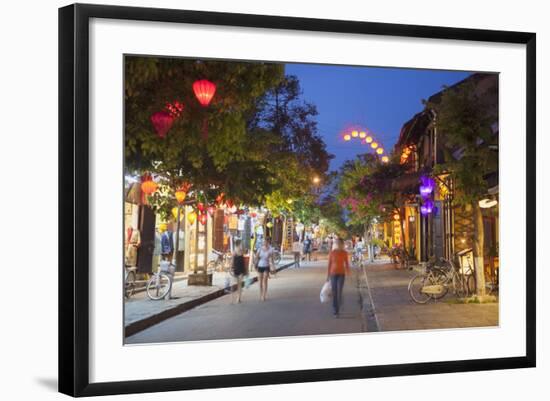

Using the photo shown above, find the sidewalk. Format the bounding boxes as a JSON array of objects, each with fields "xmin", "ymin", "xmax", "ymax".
[
  {"xmin": 124, "ymin": 256, "xmax": 296, "ymax": 337},
  {"xmin": 363, "ymin": 262, "xmax": 499, "ymax": 331}
]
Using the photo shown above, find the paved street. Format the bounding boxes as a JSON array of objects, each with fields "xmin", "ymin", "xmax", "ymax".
[
  {"xmin": 126, "ymin": 260, "xmax": 367, "ymax": 344},
  {"xmin": 126, "ymin": 258, "xmax": 499, "ymax": 344},
  {"xmin": 365, "ymin": 263, "xmax": 499, "ymax": 331}
]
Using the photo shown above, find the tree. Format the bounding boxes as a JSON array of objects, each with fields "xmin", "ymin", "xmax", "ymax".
[
  {"xmin": 427, "ymin": 79, "xmax": 498, "ymax": 296},
  {"xmin": 335, "ymin": 153, "xmax": 407, "ymax": 252},
  {"xmin": 125, "ymin": 56, "xmax": 286, "ymax": 206}
]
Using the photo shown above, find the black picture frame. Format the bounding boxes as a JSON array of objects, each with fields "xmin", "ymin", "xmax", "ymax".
[{"xmin": 59, "ymin": 3, "xmax": 536, "ymax": 397}]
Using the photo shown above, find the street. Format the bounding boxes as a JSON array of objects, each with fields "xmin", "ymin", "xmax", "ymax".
[
  {"xmin": 126, "ymin": 257, "xmax": 499, "ymax": 344},
  {"xmin": 126, "ymin": 260, "xmax": 368, "ymax": 344}
]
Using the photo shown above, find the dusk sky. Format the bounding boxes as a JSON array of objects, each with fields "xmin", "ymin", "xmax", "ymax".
[{"xmin": 285, "ymin": 63, "xmax": 471, "ymax": 172}]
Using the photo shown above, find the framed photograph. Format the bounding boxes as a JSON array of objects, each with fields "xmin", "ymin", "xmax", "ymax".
[{"xmin": 59, "ymin": 3, "xmax": 536, "ymax": 397}]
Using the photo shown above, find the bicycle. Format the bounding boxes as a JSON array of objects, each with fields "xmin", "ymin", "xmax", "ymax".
[
  {"xmin": 207, "ymin": 249, "xmax": 232, "ymax": 272},
  {"xmin": 272, "ymin": 249, "xmax": 281, "ymax": 265},
  {"xmin": 124, "ymin": 266, "xmax": 137, "ymax": 298},
  {"xmin": 146, "ymin": 262, "xmax": 174, "ymax": 300},
  {"xmin": 408, "ymin": 257, "xmax": 466, "ymax": 304}
]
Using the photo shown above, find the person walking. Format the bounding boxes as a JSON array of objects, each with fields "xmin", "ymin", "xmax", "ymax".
[
  {"xmin": 326, "ymin": 238, "xmax": 351, "ymax": 317},
  {"xmin": 303, "ymin": 237, "xmax": 312, "ymax": 262},
  {"xmin": 231, "ymin": 241, "xmax": 246, "ymax": 303},
  {"xmin": 255, "ymin": 238, "xmax": 274, "ymax": 301},
  {"xmin": 292, "ymin": 237, "xmax": 302, "ymax": 268}
]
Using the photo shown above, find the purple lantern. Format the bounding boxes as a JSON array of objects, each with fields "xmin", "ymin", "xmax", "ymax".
[
  {"xmin": 420, "ymin": 199, "xmax": 434, "ymax": 215},
  {"xmin": 419, "ymin": 176, "xmax": 435, "ymax": 198}
]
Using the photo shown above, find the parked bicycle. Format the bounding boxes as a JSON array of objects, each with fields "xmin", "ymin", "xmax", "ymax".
[
  {"xmin": 408, "ymin": 257, "xmax": 467, "ymax": 304},
  {"xmin": 124, "ymin": 266, "xmax": 137, "ymax": 298},
  {"xmin": 146, "ymin": 261, "xmax": 174, "ymax": 300},
  {"xmin": 207, "ymin": 249, "xmax": 233, "ymax": 272}
]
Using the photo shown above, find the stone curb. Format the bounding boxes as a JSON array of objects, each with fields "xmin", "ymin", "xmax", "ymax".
[{"xmin": 125, "ymin": 260, "xmax": 296, "ymax": 338}]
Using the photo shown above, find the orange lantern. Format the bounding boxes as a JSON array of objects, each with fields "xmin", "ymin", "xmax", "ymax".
[
  {"xmin": 175, "ymin": 182, "xmax": 191, "ymax": 204},
  {"xmin": 140, "ymin": 175, "xmax": 158, "ymax": 195},
  {"xmin": 187, "ymin": 211, "xmax": 197, "ymax": 225}
]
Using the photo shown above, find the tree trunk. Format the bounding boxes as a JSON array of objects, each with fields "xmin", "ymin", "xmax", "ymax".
[{"xmin": 472, "ymin": 201, "xmax": 486, "ymax": 296}]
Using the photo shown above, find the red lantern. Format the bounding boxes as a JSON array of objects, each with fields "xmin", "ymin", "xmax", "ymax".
[
  {"xmin": 198, "ymin": 213, "xmax": 207, "ymax": 226},
  {"xmin": 216, "ymin": 193, "xmax": 225, "ymax": 206},
  {"xmin": 192, "ymin": 79, "xmax": 216, "ymax": 107},
  {"xmin": 197, "ymin": 202, "xmax": 205, "ymax": 213},
  {"xmin": 150, "ymin": 111, "xmax": 174, "ymax": 139}
]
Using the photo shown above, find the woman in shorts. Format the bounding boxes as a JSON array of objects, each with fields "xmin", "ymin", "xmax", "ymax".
[{"xmin": 255, "ymin": 238, "xmax": 274, "ymax": 301}]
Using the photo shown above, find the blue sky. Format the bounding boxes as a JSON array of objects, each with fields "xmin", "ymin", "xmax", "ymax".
[{"xmin": 285, "ymin": 63, "xmax": 471, "ymax": 171}]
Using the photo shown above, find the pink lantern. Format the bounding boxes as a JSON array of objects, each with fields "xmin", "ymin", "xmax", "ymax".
[{"xmin": 150, "ymin": 111, "xmax": 174, "ymax": 139}]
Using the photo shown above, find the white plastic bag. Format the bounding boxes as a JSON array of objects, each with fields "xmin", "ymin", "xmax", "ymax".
[{"xmin": 320, "ymin": 281, "xmax": 332, "ymax": 303}]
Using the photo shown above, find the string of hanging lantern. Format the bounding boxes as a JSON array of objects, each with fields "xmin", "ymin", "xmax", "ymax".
[{"xmin": 341, "ymin": 126, "xmax": 389, "ymax": 163}]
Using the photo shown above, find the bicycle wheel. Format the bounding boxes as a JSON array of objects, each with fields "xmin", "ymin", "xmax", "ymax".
[
  {"xmin": 125, "ymin": 270, "xmax": 136, "ymax": 298},
  {"xmin": 207, "ymin": 260, "xmax": 217, "ymax": 272},
  {"xmin": 428, "ymin": 268, "xmax": 449, "ymax": 300},
  {"xmin": 408, "ymin": 274, "xmax": 433, "ymax": 304},
  {"xmin": 146, "ymin": 273, "xmax": 171, "ymax": 300},
  {"xmin": 452, "ymin": 273, "xmax": 467, "ymax": 298},
  {"xmin": 273, "ymin": 252, "xmax": 281, "ymax": 265}
]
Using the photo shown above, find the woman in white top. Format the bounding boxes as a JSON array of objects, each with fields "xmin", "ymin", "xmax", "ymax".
[{"xmin": 255, "ymin": 238, "xmax": 274, "ymax": 301}]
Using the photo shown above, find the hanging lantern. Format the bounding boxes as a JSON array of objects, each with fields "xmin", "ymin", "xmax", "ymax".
[
  {"xmin": 343, "ymin": 134, "xmax": 351, "ymax": 141},
  {"xmin": 393, "ymin": 213, "xmax": 400, "ymax": 221},
  {"xmin": 198, "ymin": 213, "xmax": 208, "ymax": 226},
  {"xmin": 197, "ymin": 202, "xmax": 205, "ymax": 213},
  {"xmin": 216, "ymin": 192, "xmax": 225, "ymax": 206},
  {"xmin": 193, "ymin": 79, "xmax": 216, "ymax": 107},
  {"xmin": 366, "ymin": 136, "xmax": 373, "ymax": 143},
  {"xmin": 371, "ymin": 142, "xmax": 378, "ymax": 149},
  {"xmin": 376, "ymin": 148, "xmax": 384, "ymax": 155},
  {"xmin": 419, "ymin": 176, "xmax": 435, "ymax": 198},
  {"xmin": 359, "ymin": 131, "xmax": 366, "ymax": 139},
  {"xmin": 150, "ymin": 111, "xmax": 174, "ymax": 139},
  {"xmin": 351, "ymin": 130, "xmax": 359, "ymax": 138},
  {"xmin": 140, "ymin": 174, "xmax": 157, "ymax": 195},
  {"xmin": 187, "ymin": 211, "xmax": 197, "ymax": 225},
  {"xmin": 171, "ymin": 207, "xmax": 184, "ymax": 221},
  {"xmin": 266, "ymin": 221, "xmax": 273, "ymax": 228},
  {"xmin": 381, "ymin": 156, "xmax": 389, "ymax": 163},
  {"xmin": 420, "ymin": 199, "xmax": 434, "ymax": 215}
]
